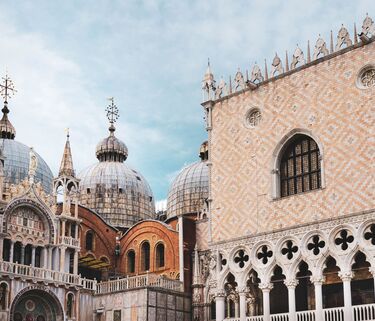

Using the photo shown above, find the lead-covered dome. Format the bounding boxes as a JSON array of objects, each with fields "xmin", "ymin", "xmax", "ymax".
[
  {"xmin": 78, "ymin": 101, "xmax": 155, "ymax": 228},
  {"xmin": 0, "ymin": 102, "xmax": 53, "ymax": 194},
  {"xmin": 167, "ymin": 141, "xmax": 208, "ymax": 219}
]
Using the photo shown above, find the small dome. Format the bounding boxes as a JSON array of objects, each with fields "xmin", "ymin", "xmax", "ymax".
[
  {"xmin": 1, "ymin": 139, "xmax": 53, "ymax": 194},
  {"xmin": 96, "ymin": 133, "xmax": 128, "ymax": 162},
  {"xmin": 78, "ymin": 162, "xmax": 155, "ymax": 228},
  {"xmin": 167, "ymin": 142, "xmax": 209, "ymax": 219}
]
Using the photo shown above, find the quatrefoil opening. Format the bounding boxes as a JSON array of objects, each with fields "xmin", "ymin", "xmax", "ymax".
[{"xmin": 233, "ymin": 249, "xmax": 249, "ymax": 268}]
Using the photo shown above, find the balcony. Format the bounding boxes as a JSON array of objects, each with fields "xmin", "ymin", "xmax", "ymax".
[
  {"xmin": 0, "ymin": 261, "xmax": 183, "ymax": 294},
  {"xmin": 58, "ymin": 236, "xmax": 80, "ymax": 248},
  {"xmin": 0, "ymin": 261, "xmax": 95, "ymax": 290},
  {"xmin": 95, "ymin": 273, "xmax": 184, "ymax": 294}
]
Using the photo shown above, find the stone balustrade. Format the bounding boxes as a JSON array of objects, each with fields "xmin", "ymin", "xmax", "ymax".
[
  {"xmin": 96, "ymin": 273, "xmax": 184, "ymax": 294},
  {"xmin": 58, "ymin": 235, "xmax": 80, "ymax": 247},
  {"xmin": 0, "ymin": 260, "xmax": 183, "ymax": 294}
]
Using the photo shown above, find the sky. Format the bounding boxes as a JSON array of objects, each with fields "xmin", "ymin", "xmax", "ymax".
[{"xmin": 0, "ymin": 0, "xmax": 374, "ymax": 206}]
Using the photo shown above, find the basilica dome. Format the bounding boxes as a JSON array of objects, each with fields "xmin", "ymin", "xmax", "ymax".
[
  {"xmin": 166, "ymin": 141, "xmax": 209, "ymax": 219},
  {"xmin": 78, "ymin": 103, "xmax": 155, "ymax": 229},
  {"xmin": 0, "ymin": 103, "xmax": 53, "ymax": 194}
]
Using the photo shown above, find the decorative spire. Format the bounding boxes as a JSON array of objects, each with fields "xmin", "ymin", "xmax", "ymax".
[
  {"xmin": 285, "ymin": 51, "xmax": 289, "ymax": 72},
  {"xmin": 330, "ymin": 30, "xmax": 334, "ymax": 53},
  {"xmin": 307, "ymin": 40, "xmax": 311, "ymax": 63},
  {"xmin": 202, "ymin": 58, "xmax": 216, "ymax": 101},
  {"xmin": 58, "ymin": 128, "xmax": 75, "ymax": 177},
  {"xmin": 354, "ymin": 23, "xmax": 358, "ymax": 44},
  {"xmin": 0, "ymin": 73, "xmax": 16, "ymax": 139},
  {"xmin": 264, "ymin": 59, "xmax": 268, "ymax": 81}
]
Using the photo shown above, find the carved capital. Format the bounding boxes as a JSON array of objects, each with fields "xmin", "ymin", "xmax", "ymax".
[
  {"xmin": 338, "ymin": 271, "xmax": 354, "ymax": 281},
  {"xmin": 310, "ymin": 275, "xmax": 325, "ymax": 285},
  {"xmin": 215, "ymin": 290, "xmax": 226, "ymax": 298},
  {"xmin": 284, "ymin": 279, "xmax": 299, "ymax": 289},
  {"xmin": 259, "ymin": 282, "xmax": 273, "ymax": 292}
]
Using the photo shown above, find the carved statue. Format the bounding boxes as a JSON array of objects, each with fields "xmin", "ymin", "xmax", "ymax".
[
  {"xmin": 215, "ymin": 78, "xmax": 226, "ymax": 99},
  {"xmin": 271, "ymin": 53, "xmax": 283, "ymax": 76},
  {"xmin": 335, "ymin": 25, "xmax": 352, "ymax": 51},
  {"xmin": 362, "ymin": 14, "xmax": 375, "ymax": 37},
  {"xmin": 291, "ymin": 46, "xmax": 305, "ymax": 69},
  {"xmin": 250, "ymin": 64, "xmax": 263, "ymax": 83},
  {"xmin": 28, "ymin": 147, "xmax": 38, "ymax": 181},
  {"xmin": 313, "ymin": 37, "xmax": 329, "ymax": 60},
  {"xmin": 234, "ymin": 69, "xmax": 245, "ymax": 91}
]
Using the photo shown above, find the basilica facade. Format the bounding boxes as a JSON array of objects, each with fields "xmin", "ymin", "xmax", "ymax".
[{"xmin": 0, "ymin": 13, "xmax": 373, "ymax": 321}]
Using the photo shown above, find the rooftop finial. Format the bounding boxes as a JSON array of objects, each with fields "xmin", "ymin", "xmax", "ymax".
[
  {"xmin": 59, "ymin": 129, "xmax": 75, "ymax": 177},
  {"xmin": 0, "ymin": 73, "xmax": 17, "ymax": 114},
  {"xmin": 0, "ymin": 73, "xmax": 16, "ymax": 139},
  {"xmin": 106, "ymin": 97, "xmax": 119, "ymax": 135}
]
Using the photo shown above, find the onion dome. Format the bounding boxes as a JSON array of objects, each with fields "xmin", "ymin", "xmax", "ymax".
[
  {"xmin": 0, "ymin": 75, "xmax": 53, "ymax": 193},
  {"xmin": 78, "ymin": 99, "xmax": 155, "ymax": 229},
  {"xmin": 166, "ymin": 141, "xmax": 209, "ymax": 219},
  {"xmin": 95, "ymin": 124, "xmax": 128, "ymax": 162}
]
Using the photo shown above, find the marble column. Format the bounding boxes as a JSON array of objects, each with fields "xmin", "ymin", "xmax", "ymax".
[
  {"xmin": 239, "ymin": 291, "xmax": 247, "ymax": 321},
  {"xmin": 285, "ymin": 279, "xmax": 298, "ymax": 321},
  {"xmin": 9, "ymin": 241, "xmax": 14, "ymax": 263},
  {"xmin": 215, "ymin": 292, "xmax": 225, "ymax": 321},
  {"xmin": 0, "ymin": 238, "xmax": 4, "ymax": 260},
  {"xmin": 60, "ymin": 246, "xmax": 66, "ymax": 272},
  {"xmin": 73, "ymin": 250, "xmax": 79, "ymax": 274},
  {"xmin": 339, "ymin": 271, "xmax": 353, "ymax": 321},
  {"xmin": 311, "ymin": 275, "xmax": 325, "ymax": 321},
  {"xmin": 48, "ymin": 246, "xmax": 53, "ymax": 270},
  {"xmin": 259, "ymin": 283, "xmax": 273, "ymax": 321},
  {"xmin": 42, "ymin": 247, "xmax": 48, "ymax": 269},
  {"xmin": 20, "ymin": 244, "xmax": 25, "ymax": 265},
  {"xmin": 31, "ymin": 246, "xmax": 36, "ymax": 267}
]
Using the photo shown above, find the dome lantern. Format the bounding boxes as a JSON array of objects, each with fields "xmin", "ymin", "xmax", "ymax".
[{"xmin": 95, "ymin": 98, "xmax": 128, "ymax": 162}]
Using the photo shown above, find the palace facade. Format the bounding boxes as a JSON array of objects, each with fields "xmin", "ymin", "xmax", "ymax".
[{"xmin": 0, "ymin": 13, "xmax": 374, "ymax": 321}]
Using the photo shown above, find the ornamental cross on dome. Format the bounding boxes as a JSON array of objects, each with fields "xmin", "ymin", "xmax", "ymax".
[
  {"xmin": 106, "ymin": 97, "xmax": 119, "ymax": 124},
  {"xmin": 0, "ymin": 74, "xmax": 17, "ymax": 103}
]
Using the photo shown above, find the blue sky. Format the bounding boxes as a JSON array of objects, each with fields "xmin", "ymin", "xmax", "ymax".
[{"xmin": 0, "ymin": 0, "xmax": 374, "ymax": 205}]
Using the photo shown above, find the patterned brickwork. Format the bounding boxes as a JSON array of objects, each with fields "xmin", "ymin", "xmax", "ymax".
[
  {"xmin": 196, "ymin": 219, "xmax": 209, "ymax": 250},
  {"xmin": 210, "ymin": 42, "xmax": 375, "ymax": 243}
]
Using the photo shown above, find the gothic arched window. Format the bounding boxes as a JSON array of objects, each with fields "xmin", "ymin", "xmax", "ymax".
[
  {"xmin": 280, "ymin": 135, "xmax": 321, "ymax": 197},
  {"xmin": 127, "ymin": 250, "xmax": 135, "ymax": 273},
  {"xmin": 67, "ymin": 293, "xmax": 74, "ymax": 318},
  {"xmin": 141, "ymin": 242, "xmax": 150, "ymax": 271},
  {"xmin": 155, "ymin": 243, "xmax": 165, "ymax": 268},
  {"xmin": 0, "ymin": 283, "xmax": 8, "ymax": 310},
  {"xmin": 85, "ymin": 231, "xmax": 94, "ymax": 251}
]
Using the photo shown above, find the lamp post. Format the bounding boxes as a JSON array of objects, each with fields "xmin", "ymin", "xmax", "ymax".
[{"xmin": 114, "ymin": 236, "xmax": 120, "ymax": 278}]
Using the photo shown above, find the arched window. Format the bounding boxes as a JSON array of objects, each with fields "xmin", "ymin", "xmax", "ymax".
[
  {"xmin": 280, "ymin": 134, "xmax": 321, "ymax": 197},
  {"xmin": 0, "ymin": 283, "xmax": 8, "ymax": 310},
  {"xmin": 141, "ymin": 242, "xmax": 150, "ymax": 271},
  {"xmin": 85, "ymin": 231, "xmax": 94, "ymax": 251},
  {"xmin": 127, "ymin": 250, "xmax": 135, "ymax": 273},
  {"xmin": 67, "ymin": 293, "xmax": 74, "ymax": 318},
  {"xmin": 155, "ymin": 243, "xmax": 165, "ymax": 268}
]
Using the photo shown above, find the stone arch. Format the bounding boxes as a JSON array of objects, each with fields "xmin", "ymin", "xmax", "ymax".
[
  {"xmin": 3, "ymin": 198, "xmax": 56, "ymax": 244},
  {"xmin": 10, "ymin": 286, "xmax": 64, "ymax": 321},
  {"xmin": 270, "ymin": 128, "xmax": 325, "ymax": 199}
]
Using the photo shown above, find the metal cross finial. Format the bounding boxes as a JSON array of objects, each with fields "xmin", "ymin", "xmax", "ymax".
[
  {"xmin": 106, "ymin": 97, "xmax": 119, "ymax": 124},
  {"xmin": 0, "ymin": 74, "xmax": 17, "ymax": 103}
]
